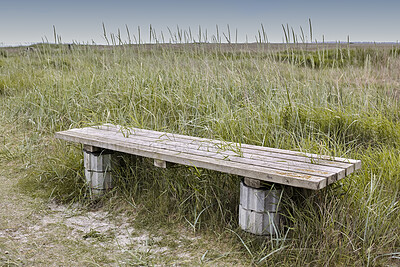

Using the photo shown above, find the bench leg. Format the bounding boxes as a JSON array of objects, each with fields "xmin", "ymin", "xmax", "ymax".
[
  {"xmin": 239, "ymin": 178, "xmax": 282, "ymax": 236},
  {"xmin": 83, "ymin": 146, "xmax": 113, "ymax": 198}
]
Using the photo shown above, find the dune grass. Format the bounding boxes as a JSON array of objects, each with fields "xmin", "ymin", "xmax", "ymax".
[{"xmin": 1, "ymin": 35, "xmax": 399, "ymax": 265}]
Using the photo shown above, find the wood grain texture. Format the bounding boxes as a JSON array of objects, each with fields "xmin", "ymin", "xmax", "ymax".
[
  {"xmin": 98, "ymin": 124, "xmax": 359, "ymax": 173},
  {"xmin": 55, "ymin": 124, "xmax": 361, "ymax": 190}
]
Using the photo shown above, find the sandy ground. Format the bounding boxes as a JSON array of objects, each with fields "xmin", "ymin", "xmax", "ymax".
[
  {"xmin": 0, "ymin": 172, "xmax": 166, "ymax": 265},
  {"xmin": 0, "ymin": 170, "xmax": 228, "ymax": 266}
]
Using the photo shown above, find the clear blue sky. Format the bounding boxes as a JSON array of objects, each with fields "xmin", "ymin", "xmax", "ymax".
[{"xmin": 1, "ymin": 0, "xmax": 399, "ymax": 46}]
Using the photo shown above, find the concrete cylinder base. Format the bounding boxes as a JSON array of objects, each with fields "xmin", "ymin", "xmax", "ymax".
[
  {"xmin": 239, "ymin": 181, "xmax": 282, "ymax": 235},
  {"xmin": 83, "ymin": 149, "xmax": 113, "ymax": 197}
]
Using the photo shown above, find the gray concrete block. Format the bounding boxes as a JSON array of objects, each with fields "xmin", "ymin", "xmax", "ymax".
[
  {"xmin": 84, "ymin": 170, "xmax": 112, "ymax": 190},
  {"xmin": 238, "ymin": 204, "xmax": 280, "ymax": 235},
  {"xmin": 239, "ymin": 181, "xmax": 282, "ymax": 213},
  {"xmin": 84, "ymin": 150, "xmax": 112, "ymax": 172}
]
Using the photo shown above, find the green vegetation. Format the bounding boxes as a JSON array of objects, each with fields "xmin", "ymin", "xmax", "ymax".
[
  {"xmin": 1, "ymin": 37, "xmax": 399, "ymax": 265},
  {"xmin": 276, "ymin": 47, "xmax": 400, "ymax": 68}
]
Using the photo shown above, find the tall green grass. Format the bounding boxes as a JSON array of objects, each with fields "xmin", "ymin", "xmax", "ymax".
[{"xmin": 1, "ymin": 27, "xmax": 399, "ymax": 265}]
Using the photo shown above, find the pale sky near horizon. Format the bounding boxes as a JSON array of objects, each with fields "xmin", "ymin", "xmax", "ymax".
[{"xmin": 1, "ymin": 0, "xmax": 399, "ymax": 46}]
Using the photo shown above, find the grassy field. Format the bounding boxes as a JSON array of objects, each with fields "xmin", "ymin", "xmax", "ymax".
[{"xmin": 1, "ymin": 39, "xmax": 400, "ymax": 265}]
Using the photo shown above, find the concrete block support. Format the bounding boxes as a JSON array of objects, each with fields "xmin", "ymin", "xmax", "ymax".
[
  {"xmin": 83, "ymin": 148, "xmax": 113, "ymax": 197},
  {"xmin": 239, "ymin": 180, "xmax": 282, "ymax": 236}
]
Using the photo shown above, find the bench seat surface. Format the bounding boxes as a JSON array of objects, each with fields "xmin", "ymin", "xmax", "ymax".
[{"xmin": 55, "ymin": 124, "xmax": 361, "ymax": 190}]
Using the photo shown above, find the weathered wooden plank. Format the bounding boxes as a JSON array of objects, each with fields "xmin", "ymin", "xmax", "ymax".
[
  {"xmin": 68, "ymin": 127, "xmax": 343, "ymax": 182},
  {"xmin": 95, "ymin": 125, "xmax": 349, "ymax": 171},
  {"xmin": 55, "ymin": 129, "xmax": 327, "ymax": 189},
  {"xmin": 56, "ymin": 124, "xmax": 361, "ymax": 189},
  {"xmin": 96, "ymin": 124, "xmax": 357, "ymax": 175},
  {"xmin": 92, "ymin": 125, "xmax": 350, "ymax": 181}
]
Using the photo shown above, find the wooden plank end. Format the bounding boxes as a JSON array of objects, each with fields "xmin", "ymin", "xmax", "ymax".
[{"xmin": 154, "ymin": 159, "xmax": 167, "ymax": 168}]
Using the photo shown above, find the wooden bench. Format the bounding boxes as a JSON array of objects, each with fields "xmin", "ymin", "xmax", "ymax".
[{"xmin": 55, "ymin": 124, "xmax": 361, "ymax": 235}]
